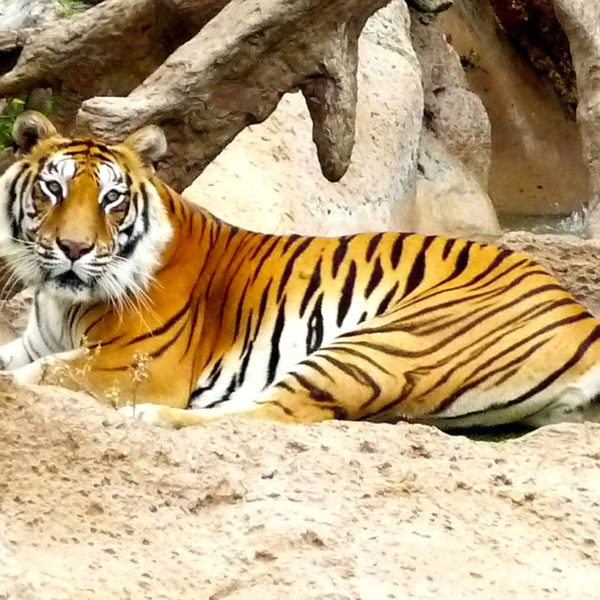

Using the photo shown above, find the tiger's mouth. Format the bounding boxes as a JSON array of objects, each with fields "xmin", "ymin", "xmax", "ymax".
[
  {"xmin": 42, "ymin": 264, "xmax": 101, "ymax": 297},
  {"xmin": 54, "ymin": 270, "xmax": 89, "ymax": 288}
]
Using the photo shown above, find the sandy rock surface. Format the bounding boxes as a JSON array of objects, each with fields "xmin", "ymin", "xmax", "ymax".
[
  {"xmin": 1, "ymin": 381, "xmax": 599, "ymax": 600},
  {"xmin": 1, "ymin": 233, "xmax": 600, "ymax": 598},
  {"xmin": 550, "ymin": 0, "xmax": 600, "ymax": 232},
  {"xmin": 411, "ymin": 11, "xmax": 499, "ymax": 236}
]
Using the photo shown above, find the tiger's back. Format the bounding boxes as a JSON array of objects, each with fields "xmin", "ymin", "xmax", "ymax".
[{"xmin": 171, "ymin": 222, "xmax": 600, "ymax": 428}]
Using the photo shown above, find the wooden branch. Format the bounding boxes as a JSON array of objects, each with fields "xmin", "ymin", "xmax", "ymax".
[
  {"xmin": 0, "ymin": 0, "xmax": 391, "ymax": 187},
  {"xmin": 75, "ymin": 0, "xmax": 390, "ymax": 185}
]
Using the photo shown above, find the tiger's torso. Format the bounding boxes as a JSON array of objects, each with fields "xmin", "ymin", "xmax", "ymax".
[{"xmin": 2, "ymin": 114, "xmax": 600, "ymax": 429}]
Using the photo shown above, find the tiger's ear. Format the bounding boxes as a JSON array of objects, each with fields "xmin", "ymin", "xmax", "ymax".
[
  {"xmin": 123, "ymin": 125, "xmax": 167, "ymax": 167},
  {"xmin": 12, "ymin": 111, "xmax": 58, "ymax": 154}
]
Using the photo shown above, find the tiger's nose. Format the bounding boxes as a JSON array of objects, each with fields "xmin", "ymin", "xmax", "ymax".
[{"xmin": 56, "ymin": 238, "xmax": 94, "ymax": 261}]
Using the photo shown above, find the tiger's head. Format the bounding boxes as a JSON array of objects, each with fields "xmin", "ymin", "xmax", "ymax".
[{"xmin": 0, "ymin": 112, "xmax": 173, "ymax": 303}]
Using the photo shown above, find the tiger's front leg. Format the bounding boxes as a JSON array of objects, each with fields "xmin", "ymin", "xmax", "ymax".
[
  {"xmin": 0, "ymin": 291, "xmax": 72, "ymax": 372},
  {"xmin": 0, "ymin": 337, "xmax": 37, "ymax": 371},
  {"xmin": 119, "ymin": 343, "xmax": 407, "ymax": 428},
  {"xmin": 13, "ymin": 343, "xmax": 194, "ymax": 413}
]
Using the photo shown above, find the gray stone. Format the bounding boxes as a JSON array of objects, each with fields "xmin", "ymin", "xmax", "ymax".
[{"xmin": 0, "ymin": 0, "xmax": 61, "ymax": 30}]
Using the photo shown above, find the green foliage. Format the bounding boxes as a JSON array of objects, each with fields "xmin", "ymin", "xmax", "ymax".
[
  {"xmin": 460, "ymin": 49, "xmax": 482, "ymax": 71},
  {"xmin": 0, "ymin": 93, "xmax": 59, "ymax": 152},
  {"xmin": 56, "ymin": 0, "xmax": 87, "ymax": 16},
  {"xmin": 0, "ymin": 98, "xmax": 26, "ymax": 152}
]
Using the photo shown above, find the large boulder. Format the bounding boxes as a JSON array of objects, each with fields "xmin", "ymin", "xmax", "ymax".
[
  {"xmin": 438, "ymin": 0, "xmax": 588, "ymax": 218},
  {"xmin": 411, "ymin": 12, "xmax": 499, "ymax": 235},
  {"xmin": 184, "ymin": 2, "xmax": 500, "ymax": 237}
]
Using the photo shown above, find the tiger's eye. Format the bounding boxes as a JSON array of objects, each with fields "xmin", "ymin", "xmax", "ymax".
[
  {"xmin": 105, "ymin": 190, "xmax": 121, "ymax": 204},
  {"xmin": 47, "ymin": 181, "xmax": 62, "ymax": 196}
]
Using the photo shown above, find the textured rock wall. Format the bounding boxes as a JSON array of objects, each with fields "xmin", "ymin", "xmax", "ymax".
[
  {"xmin": 184, "ymin": 1, "xmax": 424, "ymax": 236},
  {"xmin": 410, "ymin": 11, "xmax": 499, "ymax": 235},
  {"xmin": 184, "ymin": 3, "xmax": 500, "ymax": 237},
  {"xmin": 550, "ymin": 0, "xmax": 600, "ymax": 235},
  {"xmin": 438, "ymin": 0, "xmax": 588, "ymax": 217}
]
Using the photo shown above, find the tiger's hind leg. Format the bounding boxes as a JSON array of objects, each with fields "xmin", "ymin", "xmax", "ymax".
[{"xmin": 518, "ymin": 365, "xmax": 600, "ymax": 427}]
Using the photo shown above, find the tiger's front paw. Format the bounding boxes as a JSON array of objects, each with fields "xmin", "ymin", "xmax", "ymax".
[
  {"xmin": 118, "ymin": 403, "xmax": 176, "ymax": 428},
  {"xmin": 12, "ymin": 361, "xmax": 44, "ymax": 385},
  {"xmin": 0, "ymin": 370, "xmax": 16, "ymax": 388}
]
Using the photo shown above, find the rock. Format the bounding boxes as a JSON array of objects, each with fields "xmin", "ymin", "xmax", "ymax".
[
  {"xmin": 0, "ymin": 0, "xmax": 62, "ymax": 30},
  {"xmin": 497, "ymin": 231, "xmax": 600, "ymax": 316},
  {"xmin": 411, "ymin": 12, "xmax": 499, "ymax": 235},
  {"xmin": 438, "ymin": 0, "xmax": 589, "ymax": 217},
  {"xmin": 490, "ymin": 0, "xmax": 577, "ymax": 114},
  {"xmin": 184, "ymin": 1, "xmax": 423, "ymax": 235},
  {"xmin": 1, "ymin": 374, "xmax": 600, "ymax": 598},
  {"xmin": 415, "ymin": 131, "xmax": 499, "ymax": 235},
  {"xmin": 550, "ymin": 0, "xmax": 600, "ymax": 235},
  {"xmin": 408, "ymin": 0, "xmax": 454, "ymax": 13}
]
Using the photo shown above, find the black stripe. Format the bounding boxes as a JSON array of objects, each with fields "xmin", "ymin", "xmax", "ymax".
[
  {"xmin": 277, "ymin": 238, "xmax": 313, "ymax": 302},
  {"xmin": 254, "ymin": 279, "xmax": 272, "ymax": 336},
  {"xmin": 266, "ymin": 297, "xmax": 287, "ymax": 385},
  {"xmin": 289, "ymin": 372, "xmax": 334, "ymax": 405},
  {"xmin": 118, "ymin": 190, "xmax": 146, "ymax": 259},
  {"xmin": 226, "ymin": 226, "xmax": 240, "ymax": 244},
  {"xmin": 274, "ymin": 381, "xmax": 295, "ymax": 393},
  {"xmin": 140, "ymin": 183, "xmax": 150, "ymax": 233},
  {"xmin": 320, "ymin": 353, "xmax": 381, "ymax": 409},
  {"xmin": 450, "ymin": 241, "xmax": 472, "ymax": 280},
  {"xmin": 442, "ymin": 238, "xmax": 455, "ymax": 260},
  {"xmin": 301, "ymin": 358, "xmax": 335, "ymax": 381},
  {"xmin": 281, "ymin": 234, "xmax": 300, "ymax": 254},
  {"xmin": 390, "ymin": 234, "xmax": 406, "ymax": 269},
  {"xmin": 190, "ymin": 358, "xmax": 223, "ymax": 402},
  {"xmin": 366, "ymin": 233, "xmax": 383, "ymax": 262},
  {"xmin": 376, "ymin": 282, "xmax": 399, "ymax": 316},
  {"xmin": 248, "ymin": 234, "xmax": 274, "ymax": 260},
  {"xmin": 402, "ymin": 237, "xmax": 434, "ymax": 298},
  {"xmin": 337, "ymin": 260, "xmax": 356, "ymax": 327},
  {"xmin": 7, "ymin": 164, "xmax": 28, "ymax": 239},
  {"xmin": 332, "ymin": 237, "xmax": 350, "ymax": 278},
  {"xmin": 148, "ymin": 320, "xmax": 187, "ymax": 359},
  {"xmin": 233, "ymin": 280, "xmax": 250, "ymax": 339},
  {"xmin": 251, "ymin": 237, "xmax": 279, "ymax": 283},
  {"xmin": 166, "ymin": 188, "xmax": 176, "ymax": 213},
  {"xmin": 236, "ymin": 339, "xmax": 254, "ymax": 387},
  {"xmin": 306, "ymin": 293, "xmax": 324, "ymax": 353},
  {"xmin": 325, "ymin": 345, "xmax": 391, "ymax": 375},
  {"xmin": 365, "ymin": 257, "xmax": 383, "ymax": 298},
  {"xmin": 241, "ymin": 310, "xmax": 254, "ymax": 356},
  {"xmin": 300, "ymin": 257, "xmax": 322, "ymax": 317},
  {"xmin": 126, "ymin": 297, "xmax": 191, "ymax": 345}
]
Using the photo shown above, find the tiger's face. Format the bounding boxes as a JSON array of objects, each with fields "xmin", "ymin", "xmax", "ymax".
[{"xmin": 0, "ymin": 112, "xmax": 172, "ymax": 303}]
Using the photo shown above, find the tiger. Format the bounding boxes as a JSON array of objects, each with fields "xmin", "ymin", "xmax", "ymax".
[{"xmin": 0, "ymin": 110, "xmax": 599, "ymax": 430}]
